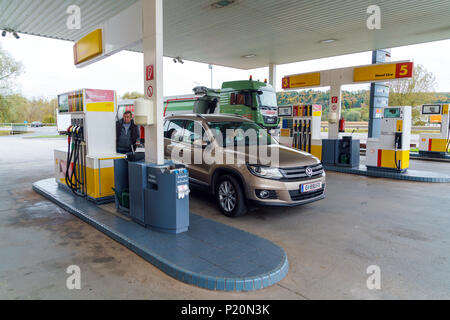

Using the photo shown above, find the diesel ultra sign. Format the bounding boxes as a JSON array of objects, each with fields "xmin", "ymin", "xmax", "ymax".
[{"xmin": 353, "ymin": 62, "xmax": 413, "ymax": 82}]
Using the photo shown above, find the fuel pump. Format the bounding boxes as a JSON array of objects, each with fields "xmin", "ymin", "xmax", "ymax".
[
  {"xmin": 418, "ymin": 104, "xmax": 450, "ymax": 158},
  {"xmin": 366, "ymin": 106, "xmax": 412, "ymax": 172},
  {"xmin": 54, "ymin": 89, "xmax": 125, "ymax": 203},
  {"xmin": 278, "ymin": 105, "xmax": 323, "ymax": 160}
]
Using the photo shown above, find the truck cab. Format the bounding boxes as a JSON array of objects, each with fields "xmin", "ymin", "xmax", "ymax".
[
  {"xmin": 219, "ymin": 80, "xmax": 279, "ymax": 130},
  {"xmin": 137, "ymin": 78, "xmax": 280, "ymax": 131}
]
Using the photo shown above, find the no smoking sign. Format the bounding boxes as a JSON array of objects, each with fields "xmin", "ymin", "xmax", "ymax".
[{"xmin": 147, "ymin": 86, "xmax": 153, "ymax": 98}]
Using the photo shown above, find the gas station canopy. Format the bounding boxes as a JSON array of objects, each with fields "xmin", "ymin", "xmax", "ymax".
[{"xmin": 1, "ymin": 0, "xmax": 450, "ymax": 69}]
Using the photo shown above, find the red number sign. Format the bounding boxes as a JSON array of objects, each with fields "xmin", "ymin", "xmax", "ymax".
[
  {"xmin": 282, "ymin": 77, "xmax": 290, "ymax": 89},
  {"xmin": 146, "ymin": 65, "xmax": 154, "ymax": 81},
  {"xmin": 396, "ymin": 62, "xmax": 413, "ymax": 79},
  {"xmin": 331, "ymin": 97, "xmax": 338, "ymax": 104}
]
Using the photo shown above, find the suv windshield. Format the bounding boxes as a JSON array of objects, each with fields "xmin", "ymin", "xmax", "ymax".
[
  {"xmin": 208, "ymin": 121, "xmax": 277, "ymax": 147},
  {"xmin": 257, "ymin": 90, "xmax": 278, "ymax": 108}
]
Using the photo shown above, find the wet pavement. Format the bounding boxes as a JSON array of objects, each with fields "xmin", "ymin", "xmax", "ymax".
[{"xmin": 1, "ymin": 134, "xmax": 450, "ymax": 299}]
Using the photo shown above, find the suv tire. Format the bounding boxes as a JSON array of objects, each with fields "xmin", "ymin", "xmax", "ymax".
[{"xmin": 215, "ymin": 174, "xmax": 248, "ymax": 217}]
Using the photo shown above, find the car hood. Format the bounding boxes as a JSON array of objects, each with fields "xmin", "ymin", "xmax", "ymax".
[{"xmin": 223, "ymin": 144, "xmax": 320, "ymax": 168}]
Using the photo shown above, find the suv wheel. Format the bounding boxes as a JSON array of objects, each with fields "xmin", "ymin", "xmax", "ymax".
[{"xmin": 215, "ymin": 174, "xmax": 247, "ymax": 217}]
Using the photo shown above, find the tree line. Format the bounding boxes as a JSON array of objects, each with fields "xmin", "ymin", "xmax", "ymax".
[{"xmin": 0, "ymin": 94, "xmax": 57, "ymax": 124}]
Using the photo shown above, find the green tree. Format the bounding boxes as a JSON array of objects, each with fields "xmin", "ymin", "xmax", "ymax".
[
  {"xmin": 0, "ymin": 45, "xmax": 23, "ymax": 122},
  {"xmin": 389, "ymin": 64, "xmax": 437, "ymax": 125},
  {"xmin": 43, "ymin": 114, "xmax": 56, "ymax": 124},
  {"xmin": 360, "ymin": 103, "xmax": 369, "ymax": 121},
  {"xmin": 21, "ymin": 97, "xmax": 57, "ymax": 123},
  {"xmin": 0, "ymin": 94, "xmax": 28, "ymax": 123},
  {"xmin": 0, "ymin": 46, "xmax": 22, "ymax": 92},
  {"xmin": 343, "ymin": 110, "xmax": 362, "ymax": 122}
]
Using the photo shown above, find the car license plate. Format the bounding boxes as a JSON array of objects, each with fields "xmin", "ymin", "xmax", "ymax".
[{"xmin": 301, "ymin": 182, "xmax": 322, "ymax": 193}]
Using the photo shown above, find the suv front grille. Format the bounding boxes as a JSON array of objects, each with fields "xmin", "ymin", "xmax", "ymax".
[
  {"xmin": 289, "ymin": 187, "xmax": 325, "ymax": 202},
  {"xmin": 280, "ymin": 163, "xmax": 324, "ymax": 181}
]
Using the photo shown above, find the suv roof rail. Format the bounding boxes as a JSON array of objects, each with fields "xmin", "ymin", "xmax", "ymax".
[{"xmin": 195, "ymin": 114, "xmax": 207, "ymax": 120}]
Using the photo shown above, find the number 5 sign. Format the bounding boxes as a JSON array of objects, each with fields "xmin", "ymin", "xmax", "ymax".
[
  {"xmin": 146, "ymin": 65, "xmax": 154, "ymax": 81},
  {"xmin": 396, "ymin": 62, "xmax": 413, "ymax": 79}
]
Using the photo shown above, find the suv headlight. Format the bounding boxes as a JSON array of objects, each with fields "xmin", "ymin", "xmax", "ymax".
[{"xmin": 247, "ymin": 164, "xmax": 283, "ymax": 180}]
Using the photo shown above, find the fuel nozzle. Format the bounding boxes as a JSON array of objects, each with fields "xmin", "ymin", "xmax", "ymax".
[
  {"xmin": 67, "ymin": 125, "xmax": 73, "ymax": 143},
  {"xmin": 74, "ymin": 126, "xmax": 84, "ymax": 141}
]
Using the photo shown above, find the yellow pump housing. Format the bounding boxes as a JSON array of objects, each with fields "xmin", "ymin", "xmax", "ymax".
[{"xmin": 54, "ymin": 89, "xmax": 125, "ymax": 203}]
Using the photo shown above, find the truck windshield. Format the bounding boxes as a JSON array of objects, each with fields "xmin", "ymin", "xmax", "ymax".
[
  {"xmin": 257, "ymin": 91, "xmax": 278, "ymax": 108},
  {"xmin": 208, "ymin": 121, "xmax": 277, "ymax": 147}
]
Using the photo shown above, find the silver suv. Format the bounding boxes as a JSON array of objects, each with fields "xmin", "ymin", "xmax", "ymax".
[{"xmin": 164, "ymin": 114, "xmax": 326, "ymax": 217}]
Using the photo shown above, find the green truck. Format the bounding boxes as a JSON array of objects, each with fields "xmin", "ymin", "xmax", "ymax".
[{"xmin": 163, "ymin": 79, "xmax": 280, "ymax": 130}]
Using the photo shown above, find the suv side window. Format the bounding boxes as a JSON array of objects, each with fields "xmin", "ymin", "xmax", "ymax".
[
  {"xmin": 183, "ymin": 120, "xmax": 207, "ymax": 144},
  {"xmin": 165, "ymin": 120, "xmax": 185, "ymax": 141}
]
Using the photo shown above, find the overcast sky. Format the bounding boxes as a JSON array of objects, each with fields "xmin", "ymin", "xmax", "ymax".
[{"xmin": 1, "ymin": 33, "xmax": 450, "ymax": 100}]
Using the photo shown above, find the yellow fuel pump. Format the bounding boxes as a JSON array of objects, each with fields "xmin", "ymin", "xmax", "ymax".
[
  {"xmin": 366, "ymin": 106, "xmax": 412, "ymax": 172},
  {"xmin": 278, "ymin": 105, "xmax": 323, "ymax": 160},
  {"xmin": 418, "ymin": 104, "xmax": 450, "ymax": 158},
  {"xmin": 54, "ymin": 89, "xmax": 125, "ymax": 203}
]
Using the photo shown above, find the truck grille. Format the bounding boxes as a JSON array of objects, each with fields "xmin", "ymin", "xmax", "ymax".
[
  {"xmin": 289, "ymin": 187, "xmax": 325, "ymax": 202},
  {"xmin": 280, "ymin": 163, "xmax": 324, "ymax": 181},
  {"xmin": 263, "ymin": 116, "xmax": 278, "ymax": 124}
]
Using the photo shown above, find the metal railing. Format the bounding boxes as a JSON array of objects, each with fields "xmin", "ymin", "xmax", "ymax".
[
  {"xmin": 0, "ymin": 123, "xmax": 56, "ymax": 135},
  {"xmin": 11, "ymin": 124, "xmax": 28, "ymax": 134},
  {"xmin": 0, "ymin": 123, "xmax": 56, "ymax": 127}
]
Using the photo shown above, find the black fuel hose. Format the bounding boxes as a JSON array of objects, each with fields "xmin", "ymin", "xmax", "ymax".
[
  {"xmin": 394, "ymin": 135, "xmax": 401, "ymax": 172},
  {"xmin": 394, "ymin": 150, "xmax": 400, "ymax": 171},
  {"xmin": 65, "ymin": 128, "xmax": 84, "ymax": 195},
  {"xmin": 65, "ymin": 132, "xmax": 76, "ymax": 189},
  {"xmin": 446, "ymin": 124, "xmax": 450, "ymax": 153},
  {"xmin": 72, "ymin": 137, "xmax": 82, "ymax": 186},
  {"xmin": 71, "ymin": 132, "xmax": 85, "ymax": 194}
]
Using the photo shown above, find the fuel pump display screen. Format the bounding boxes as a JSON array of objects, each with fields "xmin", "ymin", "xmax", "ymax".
[
  {"xmin": 384, "ymin": 108, "xmax": 401, "ymax": 118},
  {"xmin": 58, "ymin": 94, "xmax": 69, "ymax": 113},
  {"xmin": 58, "ymin": 90, "xmax": 84, "ymax": 113},
  {"xmin": 422, "ymin": 104, "xmax": 441, "ymax": 115},
  {"xmin": 278, "ymin": 106, "xmax": 292, "ymax": 116}
]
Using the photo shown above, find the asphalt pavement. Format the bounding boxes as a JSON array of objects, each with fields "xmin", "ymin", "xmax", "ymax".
[{"xmin": 0, "ymin": 133, "xmax": 449, "ymax": 299}]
